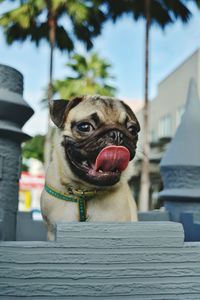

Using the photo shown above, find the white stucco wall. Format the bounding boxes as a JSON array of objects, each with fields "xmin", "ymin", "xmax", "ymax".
[{"xmin": 137, "ymin": 49, "xmax": 200, "ymax": 145}]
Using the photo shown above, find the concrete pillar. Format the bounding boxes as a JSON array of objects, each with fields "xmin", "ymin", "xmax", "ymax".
[
  {"xmin": 0, "ymin": 64, "xmax": 34, "ymax": 240},
  {"xmin": 159, "ymin": 79, "xmax": 200, "ymax": 240}
]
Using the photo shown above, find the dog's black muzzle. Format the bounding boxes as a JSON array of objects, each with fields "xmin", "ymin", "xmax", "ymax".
[{"xmin": 63, "ymin": 126, "xmax": 138, "ymax": 162}]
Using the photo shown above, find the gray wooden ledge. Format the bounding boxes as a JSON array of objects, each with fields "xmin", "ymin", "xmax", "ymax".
[
  {"xmin": 1, "ymin": 221, "xmax": 200, "ymax": 299},
  {"xmin": 56, "ymin": 221, "xmax": 184, "ymax": 247}
]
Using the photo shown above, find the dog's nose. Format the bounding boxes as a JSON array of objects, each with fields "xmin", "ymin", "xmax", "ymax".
[{"xmin": 108, "ymin": 130, "xmax": 123, "ymax": 145}]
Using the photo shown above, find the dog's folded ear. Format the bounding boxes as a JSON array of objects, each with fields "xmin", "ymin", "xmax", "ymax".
[
  {"xmin": 49, "ymin": 99, "xmax": 69, "ymax": 128},
  {"xmin": 49, "ymin": 97, "xmax": 84, "ymax": 128}
]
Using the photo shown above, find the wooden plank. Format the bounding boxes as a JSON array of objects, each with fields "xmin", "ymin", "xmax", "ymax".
[
  {"xmin": 56, "ymin": 222, "xmax": 184, "ymax": 247},
  {"xmin": 0, "ymin": 237, "xmax": 183, "ymax": 249},
  {"xmin": 1, "ymin": 295, "xmax": 200, "ymax": 300},
  {"xmin": 1, "ymin": 262, "xmax": 200, "ymax": 279},
  {"xmin": 138, "ymin": 211, "xmax": 170, "ymax": 221},
  {"xmin": 1, "ymin": 277, "xmax": 200, "ymax": 297},
  {"xmin": 1, "ymin": 246, "xmax": 200, "ymax": 264}
]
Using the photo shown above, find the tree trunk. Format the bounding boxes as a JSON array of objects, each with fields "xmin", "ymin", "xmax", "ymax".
[
  {"xmin": 44, "ymin": 14, "xmax": 56, "ymax": 170},
  {"xmin": 139, "ymin": 0, "xmax": 150, "ymax": 212}
]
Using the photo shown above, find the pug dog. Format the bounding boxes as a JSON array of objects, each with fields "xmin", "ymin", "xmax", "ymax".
[{"xmin": 41, "ymin": 95, "xmax": 140, "ymax": 241}]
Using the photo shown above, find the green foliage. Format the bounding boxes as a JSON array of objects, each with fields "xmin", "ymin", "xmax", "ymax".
[
  {"xmin": 21, "ymin": 161, "xmax": 29, "ymax": 172},
  {"xmin": 193, "ymin": 0, "xmax": 200, "ymax": 9},
  {"xmin": 0, "ymin": 0, "xmax": 106, "ymax": 50},
  {"xmin": 22, "ymin": 134, "xmax": 45, "ymax": 162},
  {"xmin": 54, "ymin": 52, "xmax": 116, "ymax": 100},
  {"xmin": 104, "ymin": 0, "xmax": 192, "ymax": 28}
]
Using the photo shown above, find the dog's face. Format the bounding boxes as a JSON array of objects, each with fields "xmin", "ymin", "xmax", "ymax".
[{"xmin": 50, "ymin": 95, "xmax": 140, "ymax": 187}]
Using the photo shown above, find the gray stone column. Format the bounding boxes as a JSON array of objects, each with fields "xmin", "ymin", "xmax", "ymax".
[
  {"xmin": 159, "ymin": 79, "xmax": 200, "ymax": 241},
  {"xmin": 0, "ymin": 64, "xmax": 34, "ymax": 240}
]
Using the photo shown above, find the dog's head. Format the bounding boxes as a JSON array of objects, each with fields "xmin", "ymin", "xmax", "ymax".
[{"xmin": 50, "ymin": 95, "xmax": 140, "ymax": 187}]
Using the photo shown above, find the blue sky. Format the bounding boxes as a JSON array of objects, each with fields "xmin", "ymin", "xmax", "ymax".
[{"xmin": 1, "ymin": 2, "xmax": 200, "ymax": 135}]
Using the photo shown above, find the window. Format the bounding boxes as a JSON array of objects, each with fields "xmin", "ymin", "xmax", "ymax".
[
  {"xmin": 176, "ymin": 106, "xmax": 184, "ymax": 128},
  {"xmin": 159, "ymin": 114, "xmax": 172, "ymax": 138},
  {"xmin": 151, "ymin": 129, "xmax": 157, "ymax": 143}
]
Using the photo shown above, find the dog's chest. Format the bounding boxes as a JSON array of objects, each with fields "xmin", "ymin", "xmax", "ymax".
[{"xmin": 43, "ymin": 189, "xmax": 132, "ymax": 224}]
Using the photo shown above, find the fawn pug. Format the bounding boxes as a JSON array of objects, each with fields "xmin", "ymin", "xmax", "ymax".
[{"xmin": 41, "ymin": 95, "xmax": 140, "ymax": 240}]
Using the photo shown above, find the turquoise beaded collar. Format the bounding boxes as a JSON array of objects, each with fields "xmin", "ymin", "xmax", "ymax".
[{"xmin": 45, "ymin": 183, "xmax": 97, "ymax": 222}]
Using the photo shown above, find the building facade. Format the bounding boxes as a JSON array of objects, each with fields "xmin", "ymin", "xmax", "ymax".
[
  {"xmin": 132, "ymin": 49, "xmax": 200, "ymax": 207},
  {"xmin": 138, "ymin": 49, "xmax": 200, "ymax": 143}
]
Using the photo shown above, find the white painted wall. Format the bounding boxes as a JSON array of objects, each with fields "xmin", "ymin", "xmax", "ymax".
[{"xmin": 137, "ymin": 49, "xmax": 200, "ymax": 145}]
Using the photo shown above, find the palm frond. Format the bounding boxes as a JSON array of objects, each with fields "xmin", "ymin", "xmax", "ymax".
[
  {"xmin": 54, "ymin": 52, "xmax": 116, "ymax": 99},
  {"xmin": 104, "ymin": 0, "xmax": 191, "ymax": 28}
]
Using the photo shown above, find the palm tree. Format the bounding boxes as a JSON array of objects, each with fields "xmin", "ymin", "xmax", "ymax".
[
  {"xmin": 104, "ymin": 0, "xmax": 192, "ymax": 211},
  {"xmin": 0, "ymin": 0, "xmax": 106, "ymax": 166},
  {"xmin": 53, "ymin": 52, "xmax": 116, "ymax": 99},
  {"xmin": 192, "ymin": 0, "xmax": 200, "ymax": 6},
  {"xmin": 0, "ymin": 0, "xmax": 106, "ymax": 100},
  {"xmin": 40, "ymin": 51, "xmax": 115, "ymax": 163}
]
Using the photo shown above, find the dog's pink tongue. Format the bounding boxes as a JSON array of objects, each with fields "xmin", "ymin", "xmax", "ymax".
[{"xmin": 95, "ymin": 146, "xmax": 130, "ymax": 172}]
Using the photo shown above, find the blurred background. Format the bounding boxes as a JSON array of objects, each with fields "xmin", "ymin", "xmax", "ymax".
[{"xmin": 1, "ymin": 0, "xmax": 200, "ymax": 216}]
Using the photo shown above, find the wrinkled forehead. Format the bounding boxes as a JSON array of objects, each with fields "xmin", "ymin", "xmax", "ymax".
[{"xmin": 66, "ymin": 97, "xmax": 128, "ymax": 124}]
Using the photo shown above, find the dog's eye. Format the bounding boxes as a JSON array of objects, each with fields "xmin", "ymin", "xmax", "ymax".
[
  {"xmin": 127, "ymin": 125, "xmax": 138, "ymax": 136},
  {"xmin": 77, "ymin": 122, "xmax": 94, "ymax": 133}
]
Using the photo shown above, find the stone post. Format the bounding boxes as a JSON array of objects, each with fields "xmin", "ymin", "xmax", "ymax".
[
  {"xmin": 0, "ymin": 64, "xmax": 34, "ymax": 240},
  {"xmin": 159, "ymin": 79, "xmax": 200, "ymax": 240}
]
